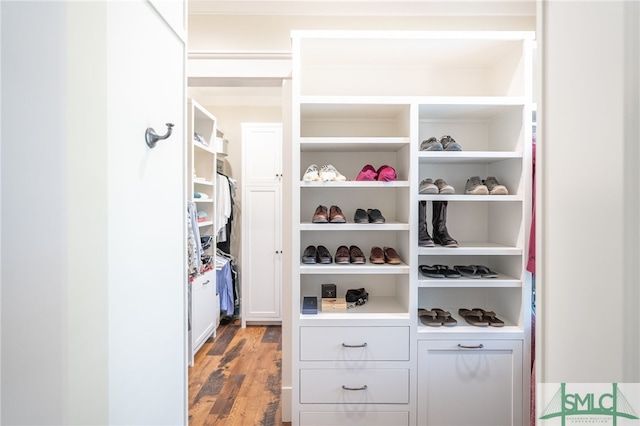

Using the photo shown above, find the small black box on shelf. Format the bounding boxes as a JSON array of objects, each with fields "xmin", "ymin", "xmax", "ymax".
[
  {"xmin": 321, "ymin": 283, "xmax": 337, "ymax": 298},
  {"xmin": 302, "ymin": 296, "xmax": 318, "ymax": 315}
]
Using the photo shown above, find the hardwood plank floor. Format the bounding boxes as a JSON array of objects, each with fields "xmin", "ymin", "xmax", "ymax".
[{"xmin": 189, "ymin": 321, "xmax": 292, "ymax": 426}]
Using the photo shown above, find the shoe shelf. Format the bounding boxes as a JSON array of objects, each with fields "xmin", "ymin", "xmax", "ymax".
[
  {"xmin": 418, "ymin": 194, "xmax": 522, "ymax": 202},
  {"xmin": 416, "ymin": 321, "xmax": 524, "ymax": 340},
  {"xmin": 418, "ymin": 152, "xmax": 522, "ymax": 163},
  {"xmin": 300, "ymin": 263, "xmax": 410, "ymax": 275},
  {"xmin": 300, "ymin": 136, "xmax": 410, "ymax": 152},
  {"xmin": 300, "ymin": 222, "xmax": 410, "ymax": 231},
  {"xmin": 418, "ymin": 243, "xmax": 522, "ymax": 256},
  {"xmin": 299, "ymin": 180, "xmax": 410, "ymax": 188},
  {"xmin": 417, "ymin": 276, "xmax": 522, "ymax": 288}
]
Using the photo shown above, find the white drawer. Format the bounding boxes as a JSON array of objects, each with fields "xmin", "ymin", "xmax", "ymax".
[
  {"xmin": 300, "ymin": 326, "xmax": 409, "ymax": 361},
  {"xmin": 300, "ymin": 411, "xmax": 409, "ymax": 426},
  {"xmin": 300, "ymin": 369, "xmax": 409, "ymax": 404}
]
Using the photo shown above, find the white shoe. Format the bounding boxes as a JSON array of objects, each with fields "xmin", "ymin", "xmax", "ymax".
[
  {"xmin": 303, "ymin": 164, "xmax": 320, "ymax": 181},
  {"xmin": 319, "ymin": 164, "xmax": 346, "ymax": 181}
]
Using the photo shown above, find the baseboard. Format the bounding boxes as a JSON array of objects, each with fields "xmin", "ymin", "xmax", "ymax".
[{"xmin": 281, "ymin": 386, "xmax": 292, "ymax": 422}]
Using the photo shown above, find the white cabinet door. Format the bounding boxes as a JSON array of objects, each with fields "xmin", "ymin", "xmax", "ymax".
[
  {"xmin": 417, "ymin": 340, "xmax": 523, "ymax": 426},
  {"xmin": 242, "ymin": 185, "xmax": 282, "ymax": 326},
  {"xmin": 190, "ymin": 270, "xmax": 216, "ymax": 365},
  {"xmin": 242, "ymin": 123, "xmax": 283, "ymax": 184}
]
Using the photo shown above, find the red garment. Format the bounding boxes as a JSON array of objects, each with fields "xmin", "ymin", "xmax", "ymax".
[{"xmin": 527, "ymin": 139, "xmax": 536, "ymax": 274}]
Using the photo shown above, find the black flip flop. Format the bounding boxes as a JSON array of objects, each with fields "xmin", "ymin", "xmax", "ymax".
[
  {"xmin": 419, "ymin": 265, "xmax": 445, "ymax": 278},
  {"xmin": 473, "ymin": 308, "xmax": 505, "ymax": 327},
  {"xmin": 434, "ymin": 265, "xmax": 461, "ymax": 278}
]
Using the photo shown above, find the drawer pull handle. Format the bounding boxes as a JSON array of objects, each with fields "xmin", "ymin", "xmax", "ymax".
[
  {"xmin": 342, "ymin": 343, "xmax": 367, "ymax": 348},
  {"xmin": 458, "ymin": 343, "xmax": 484, "ymax": 349},
  {"xmin": 342, "ymin": 385, "xmax": 368, "ymax": 391},
  {"xmin": 202, "ymin": 280, "xmax": 210, "ymax": 285}
]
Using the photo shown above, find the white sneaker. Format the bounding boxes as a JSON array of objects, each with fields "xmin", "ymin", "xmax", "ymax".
[
  {"xmin": 319, "ymin": 164, "xmax": 346, "ymax": 181},
  {"xmin": 303, "ymin": 164, "xmax": 320, "ymax": 181}
]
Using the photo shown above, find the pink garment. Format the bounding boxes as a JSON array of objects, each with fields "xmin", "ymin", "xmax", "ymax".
[
  {"xmin": 356, "ymin": 164, "xmax": 377, "ymax": 181},
  {"xmin": 527, "ymin": 139, "xmax": 536, "ymax": 274}
]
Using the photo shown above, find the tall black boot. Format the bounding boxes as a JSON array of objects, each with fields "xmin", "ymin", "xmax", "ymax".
[
  {"xmin": 432, "ymin": 201, "xmax": 458, "ymax": 247},
  {"xmin": 418, "ymin": 201, "xmax": 435, "ymax": 247}
]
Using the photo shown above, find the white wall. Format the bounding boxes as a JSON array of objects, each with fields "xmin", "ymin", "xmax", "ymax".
[
  {"xmin": 538, "ymin": 0, "xmax": 640, "ymax": 383},
  {"xmin": 1, "ymin": 1, "xmax": 187, "ymax": 424}
]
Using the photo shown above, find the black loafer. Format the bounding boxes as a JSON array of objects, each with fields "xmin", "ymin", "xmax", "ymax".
[
  {"xmin": 316, "ymin": 245, "xmax": 333, "ymax": 264},
  {"xmin": 353, "ymin": 208, "xmax": 368, "ymax": 223},
  {"xmin": 367, "ymin": 208, "xmax": 385, "ymax": 224},
  {"xmin": 301, "ymin": 245, "xmax": 317, "ymax": 264}
]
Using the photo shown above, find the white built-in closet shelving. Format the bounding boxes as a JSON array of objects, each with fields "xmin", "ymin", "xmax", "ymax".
[
  {"xmin": 187, "ymin": 98, "xmax": 219, "ymax": 366},
  {"xmin": 291, "ymin": 30, "xmax": 533, "ymax": 426}
]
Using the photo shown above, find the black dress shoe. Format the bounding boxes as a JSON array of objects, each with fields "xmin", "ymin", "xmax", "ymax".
[
  {"xmin": 316, "ymin": 245, "xmax": 333, "ymax": 264},
  {"xmin": 301, "ymin": 245, "xmax": 317, "ymax": 264},
  {"xmin": 353, "ymin": 208, "xmax": 368, "ymax": 223},
  {"xmin": 367, "ymin": 208, "xmax": 386, "ymax": 224}
]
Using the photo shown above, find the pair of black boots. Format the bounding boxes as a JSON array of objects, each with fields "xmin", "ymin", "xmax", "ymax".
[{"xmin": 419, "ymin": 200, "xmax": 458, "ymax": 247}]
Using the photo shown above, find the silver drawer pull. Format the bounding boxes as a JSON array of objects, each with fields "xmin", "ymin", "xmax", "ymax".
[
  {"xmin": 342, "ymin": 342, "xmax": 367, "ymax": 348},
  {"xmin": 202, "ymin": 280, "xmax": 210, "ymax": 285},
  {"xmin": 458, "ymin": 343, "xmax": 484, "ymax": 349},
  {"xmin": 342, "ymin": 385, "xmax": 368, "ymax": 391}
]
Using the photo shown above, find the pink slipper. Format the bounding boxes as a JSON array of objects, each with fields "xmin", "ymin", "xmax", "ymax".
[
  {"xmin": 376, "ymin": 165, "xmax": 396, "ymax": 182},
  {"xmin": 356, "ymin": 164, "xmax": 377, "ymax": 181}
]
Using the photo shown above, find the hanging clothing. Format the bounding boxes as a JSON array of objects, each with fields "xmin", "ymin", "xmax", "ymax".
[
  {"xmin": 187, "ymin": 201, "xmax": 202, "ymax": 276},
  {"xmin": 216, "ymin": 173, "xmax": 232, "ymax": 242},
  {"xmin": 527, "ymin": 136, "xmax": 536, "ymax": 274}
]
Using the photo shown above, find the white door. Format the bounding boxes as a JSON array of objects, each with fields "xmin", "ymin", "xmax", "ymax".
[
  {"xmin": 242, "ymin": 185, "xmax": 282, "ymax": 326},
  {"xmin": 106, "ymin": 1, "xmax": 187, "ymax": 424},
  {"xmin": 242, "ymin": 123, "xmax": 283, "ymax": 184}
]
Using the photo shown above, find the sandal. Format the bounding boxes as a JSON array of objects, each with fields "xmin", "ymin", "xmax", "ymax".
[
  {"xmin": 418, "ymin": 308, "xmax": 441, "ymax": 326},
  {"xmin": 419, "ymin": 265, "xmax": 445, "ymax": 278},
  {"xmin": 453, "ymin": 265, "xmax": 481, "ymax": 279},
  {"xmin": 434, "ymin": 265, "xmax": 461, "ymax": 278},
  {"xmin": 433, "ymin": 308, "xmax": 457, "ymax": 326},
  {"xmin": 473, "ymin": 308, "xmax": 505, "ymax": 327},
  {"xmin": 458, "ymin": 308, "xmax": 489, "ymax": 326},
  {"xmin": 473, "ymin": 265, "xmax": 499, "ymax": 279}
]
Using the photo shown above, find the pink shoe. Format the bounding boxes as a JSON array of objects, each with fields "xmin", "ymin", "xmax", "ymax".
[
  {"xmin": 356, "ymin": 164, "xmax": 377, "ymax": 181},
  {"xmin": 376, "ymin": 165, "xmax": 397, "ymax": 181}
]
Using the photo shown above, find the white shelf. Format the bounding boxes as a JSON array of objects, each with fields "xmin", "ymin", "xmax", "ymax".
[
  {"xmin": 418, "ymin": 242, "xmax": 522, "ymax": 256},
  {"xmin": 193, "ymin": 140, "xmax": 216, "ymax": 154},
  {"xmin": 301, "ymin": 137, "xmax": 409, "ymax": 152},
  {"xmin": 418, "ymin": 151, "xmax": 521, "ymax": 164},
  {"xmin": 418, "ymin": 275, "xmax": 522, "ymax": 288},
  {"xmin": 193, "ymin": 179, "xmax": 214, "ymax": 186},
  {"xmin": 300, "ymin": 222, "xmax": 410, "ymax": 231},
  {"xmin": 300, "ymin": 180, "xmax": 410, "ymax": 188},
  {"xmin": 300, "ymin": 296, "xmax": 409, "ymax": 320},
  {"xmin": 300, "ymin": 263, "xmax": 410, "ymax": 275},
  {"xmin": 418, "ymin": 194, "xmax": 522, "ymax": 202},
  {"xmin": 194, "ymin": 199, "xmax": 213, "ymax": 203}
]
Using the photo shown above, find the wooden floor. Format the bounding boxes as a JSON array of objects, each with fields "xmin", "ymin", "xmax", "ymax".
[{"xmin": 189, "ymin": 321, "xmax": 292, "ymax": 425}]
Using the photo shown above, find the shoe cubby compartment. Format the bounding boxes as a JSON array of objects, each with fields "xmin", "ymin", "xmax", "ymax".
[
  {"xmin": 417, "ymin": 254, "xmax": 523, "ymax": 287},
  {"xmin": 417, "ymin": 287, "xmax": 526, "ymax": 335},
  {"xmin": 418, "ymin": 103, "xmax": 526, "ymax": 153},
  {"xmin": 417, "ymin": 200, "xmax": 524, "ymax": 249},
  {"xmin": 299, "ymin": 274, "xmax": 410, "ymax": 320},
  {"xmin": 300, "ymin": 103, "xmax": 410, "ymax": 138},
  {"xmin": 297, "ymin": 35, "xmax": 528, "ymax": 97},
  {"xmin": 300, "ymin": 186, "xmax": 410, "ymax": 226},
  {"xmin": 418, "ymin": 160, "xmax": 524, "ymax": 198},
  {"xmin": 301, "ymin": 148, "xmax": 410, "ymax": 182}
]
